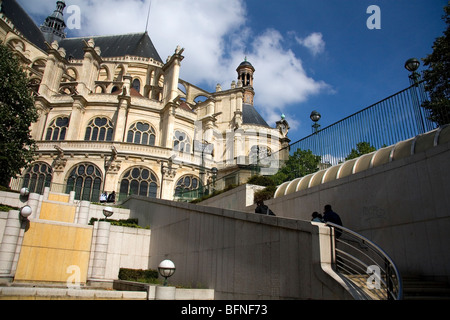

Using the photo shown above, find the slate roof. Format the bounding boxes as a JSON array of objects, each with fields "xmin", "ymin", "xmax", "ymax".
[
  {"xmin": 0, "ymin": 0, "xmax": 47, "ymax": 51},
  {"xmin": 59, "ymin": 32, "xmax": 163, "ymax": 62},
  {"xmin": 242, "ymin": 104, "xmax": 270, "ymax": 127},
  {"xmin": 1, "ymin": 1, "xmax": 162, "ymax": 62}
]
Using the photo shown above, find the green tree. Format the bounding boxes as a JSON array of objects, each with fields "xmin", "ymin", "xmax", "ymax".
[
  {"xmin": 421, "ymin": 2, "xmax": 450, "ymax": 126},
  {"xmin": 250, "ymin": 148, "xmax": 321, "ymax": 202},
  {"xmin": 271, "ymin": 148, "xmax": 321, "ymax": 185},
  {"xmin": 0, "ymin": 44, "xmax": 38, "ymax": 186},
  {"xmin": 345, "ymin": 142, "xmax": 377, "ymax": 161}
]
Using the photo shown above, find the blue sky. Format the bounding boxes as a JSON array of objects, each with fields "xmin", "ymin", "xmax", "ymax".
[{"xmin": 19, "ymin": 0, "xmax": 448, "ymax": 143}]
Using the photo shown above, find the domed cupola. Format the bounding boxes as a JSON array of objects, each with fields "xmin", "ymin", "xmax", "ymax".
[
  {"xmin": 236, "ymin": 57, "xmax": 255, "ymax": 87},
  {"xmin": 236, "ymin": 57, "xmax": 255, "ymax": 105}
]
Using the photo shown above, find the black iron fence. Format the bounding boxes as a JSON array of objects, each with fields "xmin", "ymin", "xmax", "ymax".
[{"xmin": 288, "ymin": 81, "xmax": 435, "ymax": 166}]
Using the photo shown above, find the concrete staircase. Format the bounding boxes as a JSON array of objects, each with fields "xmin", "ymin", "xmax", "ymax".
[{"xmin": 403, "ymin": 276, "xmax": 450, "ymax": 300}]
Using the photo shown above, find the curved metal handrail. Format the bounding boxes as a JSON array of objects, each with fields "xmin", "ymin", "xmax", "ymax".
[{"xmin": 326, "ymin": 222, "xmax": 403, "ymax": 300}]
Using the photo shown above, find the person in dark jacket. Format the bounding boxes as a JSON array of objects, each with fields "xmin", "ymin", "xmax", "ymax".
[
  {"xmin": 255, "ymin": 200, "xmax": 276, "ymax": 216},
  {"xmin": 322, "ymin": 204, "xmax": 343, "ymax": 238},
  {"xmin": 107, "ymin": 191, "xmax": 116, "ymax": 204}
]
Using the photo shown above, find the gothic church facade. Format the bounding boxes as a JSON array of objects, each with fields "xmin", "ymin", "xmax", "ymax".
[{"xmin": 1, "ymin": 0, "xmax": 290, "ymax": 201}]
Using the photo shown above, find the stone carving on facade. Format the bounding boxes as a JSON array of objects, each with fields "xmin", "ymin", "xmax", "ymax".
[
  {"xmin": 161, "ymin": 165, "xmax": 177, "ymax": 179},
  {"xmin": 276, "ymin": 116, "xmax": 290, "ymax": 138},
  {"xmin": 104, "ymin": 146, "xmax": 121, "ymax": 174},
  {"xmin": 52, "ymin": 145, "xmax": 67, "ymax": 172},
  {"xmin": 161, "ymin": 155, "xmax": 177, "ymax": 179},
  {"xmin": 233, "ymin": 110, "xmax": 243, "ymax": 130}
]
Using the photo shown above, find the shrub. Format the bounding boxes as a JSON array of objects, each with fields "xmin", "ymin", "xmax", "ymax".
[
  {"xmin": 253, "ymin": 185, "xmax": 277, "ymax": 203},
  {"xmin": 246, "ymin": 175, "xmax": 275, "ymax": 187},
  {"xmin": 89, "ymin": 217, "xmax": 149, "ymax": 229},
  {"xmin": 118, "ymin": 268, "xmax": 159, "ymax": 283}
]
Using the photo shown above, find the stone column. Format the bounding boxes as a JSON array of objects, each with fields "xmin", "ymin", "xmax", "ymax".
[
  {"xmin": 114, "ymin": 96, "xmax": 130, "ymax": 142},
  {"xmin": 162, "ymin": 46, "xmax": 184, "ymax": 104},
  {"xmin": 155, "ymin": 286, "xmax": 176, "ymax": 300},
  {"xmin": 161, "ymin": 103, "xmax": 176, "ymax": 149},
  {"xmin": 27, "ymin": 192, "xmax": 41, "ymax": 220},
  {"xmin": 31, "ymin": 98, "xmax": 50, "ymax": 141},
  {"xmin": 160, "ymin": 160, "xmax": 177, "ymax": 200},
  {"xmin": 66, "ymin": 96, "xmax": 87, "ymax": 141},
  {"xmin": 90, "ymin": 221, "xmax": 111, "ymax": 281},
  {"xmin": 77, "ymin": 39, "xmax": 102, "ymax": 96},
  {"xmin": 38, "ymin": 42, "xmax": 66, "ymax": 98},
  {"xmin": 0, "ymin": 211, "xmax": 21, "ymax": 281},
  {"xmin": 76, "ymin": 200, "xmax": 90, "ymax": 225},
  {"xmin": 234, "ymin": 128, "xmax": 244, "ymax": 165}
]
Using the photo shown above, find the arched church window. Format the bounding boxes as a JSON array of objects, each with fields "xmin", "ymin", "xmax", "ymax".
[
  {"xmin": 249, "ymin": 145, "xmax": 272, "ymax": 166},
  {"xmin": 119, "ymin": 167, "xmax": 158, "ymax": 199},
  {"xmin": 173, "ymin": 130, "xmax": 191, "ymax": 153},
  {"xmin": 84, "ymin": 117, "xmax": 114, "ymax": 141},
  {"xmin": 66, "ymin": 163, "xmax": 102, "ymax": 201},
  {"xmin": 132, "ymin": 79, "xmax": 141, "ymax": 93},
  {"xmin": 174, "ymin": 175, "xmax": 201, "ymax": 198},
  {"xmin": 127, "ymin": 122, "xmax": 156, "ymax": 146},
  {"xmin": 22, "ymin": 162, "xmax": 53, "ymax": 194},
  {"xmin": 45, "ymin": 116, "xmax": 69, "ymax": 141}
]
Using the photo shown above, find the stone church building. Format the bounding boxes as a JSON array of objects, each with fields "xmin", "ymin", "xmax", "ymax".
[{"xmin": 1, "ymin": 0, "xmax": 290, "ymax": 201}]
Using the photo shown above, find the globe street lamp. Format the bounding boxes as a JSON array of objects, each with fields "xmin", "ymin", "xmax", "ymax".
[
  {"xmin": 405, "ymin": 58, "xmax": 421, "ymax": 85},
  {"xmin": 158, "ymin": 259, "xmax": 176, "ymax": 286},
  {"xmin": 310, "ymin": 110, "xmax": 321, "ymax": 133},
  {"xmin": 20, "ymin": 187, "xmax": 30, "ymax": 197},
  {"xmin": 19, "ymin": 205, "xmax": 32, "ymax": 221},
  {"xmin": 103, "ymin": 206, "xmax": 113, "ymax": 219}
]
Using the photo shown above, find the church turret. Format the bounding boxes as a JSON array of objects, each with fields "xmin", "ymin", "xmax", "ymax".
[
  {"xmin": 236, "ymin": 57, "xmax": 255, "ymax": 105},
  {"xmin": 40, "ymin": 0, "xmax": 67, "ymax": 44}
]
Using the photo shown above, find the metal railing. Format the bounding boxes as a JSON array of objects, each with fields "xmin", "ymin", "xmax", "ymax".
[
  {"xmin": 288, "ymin": 81, "xmax": 435, "ymax": 166},
  {"xmin": 9, "ymin": 177, "xmax": 102, "ymax": 203},
  {"xmin": 326, "ymin": 222, "xmax": 403, "ymax": 300}
]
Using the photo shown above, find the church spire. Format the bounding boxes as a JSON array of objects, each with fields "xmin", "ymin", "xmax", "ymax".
[{"xmin": 40, "ymin": 0, "xmax": 67, "ymax": 44}]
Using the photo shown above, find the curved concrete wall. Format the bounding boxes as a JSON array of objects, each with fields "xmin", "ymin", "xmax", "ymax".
[
  {"xmin": 268, "ymin": 126, "xmax": 450, "ymax": 282},
  {"xmin": 275, "ymin": 125, "xmax": 450, "ymax": 198}
]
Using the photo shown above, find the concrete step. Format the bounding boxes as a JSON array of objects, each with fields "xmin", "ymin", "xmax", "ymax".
[
  {"xmin": 0, "ymin": 286, "xmax": 147, "ymax": 300},
  {"xmin": 402, "ymin": 277, "xmax": 450, "ymax": 300}
]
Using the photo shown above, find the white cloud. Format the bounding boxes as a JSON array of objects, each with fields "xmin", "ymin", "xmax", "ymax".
[
  {"xmin": 243, "ymin": 29, "xmax": 329, "ymax": 125},
  {"xmin": 295, "ymin": 32, "xmax": 326, "ymax": 56},
  {"xmin": 18, "ymin": 0, "xmax": 330, "ymax": 128}
]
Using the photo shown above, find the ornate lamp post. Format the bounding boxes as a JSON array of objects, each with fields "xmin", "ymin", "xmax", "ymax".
[
  {"xmin": 405, "ymin": 58, "xmax": 426, "ymax": 133},
  {"xmin": 405, "ymin": 58, "xmax": 421, "ymax": 85},
  {"xmin": 310, "ymin": 110, "xmax": 321, "ymax": 134}
]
